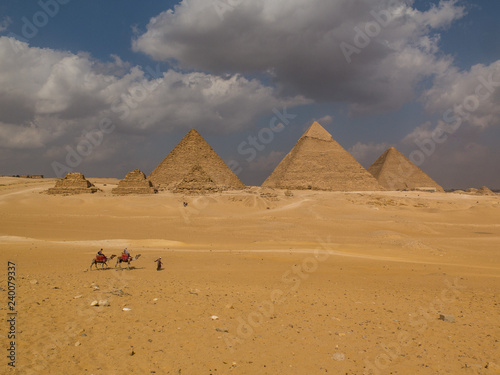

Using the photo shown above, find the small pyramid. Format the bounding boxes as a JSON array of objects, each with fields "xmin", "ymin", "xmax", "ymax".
[
  {"xmin": 262, "ymin": 122, "xmax": 383, "ymax": 191},
  {"xmin": 47, "ymin": 172, "xmax": 98, "ymax": 194},
  {"xmin": 477, "ymin": 186, "xmax": 495, "ymax": 195},
  {"xmin": 173, "ymin": 165, "xmax": 221, "ymax": 194},
  {"xmin": 368, "ymin": 147, "xmax": 444, "ymax": 192},
  {"xmin": 112, "ymin": 169, "xmax": 157, "ymax": 195},
  {"xmin": 148, "ymin": 129, "xmax": 245, "ymax": 190}
]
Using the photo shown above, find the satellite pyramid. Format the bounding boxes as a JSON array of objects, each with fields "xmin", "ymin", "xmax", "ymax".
[
  {"xmin": 368, "ymin": 147, "xmax": 444, "ymax": 192},
  {"xmin": 112, "ymin": 169, "xmax": 157, "ymax": 195},
  {"xmin": 262, "ymin": 122, "xmax": 383, "ymax": 191},
  {"xmin": 47, "ymin": 172, "xmax": 98, "ymax": 195},
  {"xmin": 148, "ymin": 129, "xmax": 245, "ymax": 190},
  {"xmin": 173, "ymin": 165, "xmax": 221, "ymax": 194}
]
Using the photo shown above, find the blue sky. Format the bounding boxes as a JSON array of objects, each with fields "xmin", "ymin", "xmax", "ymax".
[{"xmin": 0, "ymin": 0, "xmax": 499, "ymax": 188}]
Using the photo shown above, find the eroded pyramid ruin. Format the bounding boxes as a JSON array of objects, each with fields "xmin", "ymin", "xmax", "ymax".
[
  {"xmin": 262, "ymin": 122, "xmax": 383, "ymax": 191},
  {"xmin": 368, "ymin": 147, "xmax": 444, "ymax": 192},
  {"xmin": 148, "ymin": 129, "xmax": 245, "ymax": 190},
  {"xmin": 112, "ymin": 169, "xmax": 157, "ymax": 195},
  {"xmin": 47, "ymin": 172, "xmax": 98, "ymax": 195}
]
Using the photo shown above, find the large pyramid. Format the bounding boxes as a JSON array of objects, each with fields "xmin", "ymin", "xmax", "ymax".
[
  {"xmin": 368, "ymin": 147, "xmax": 444, "ymax": 192},
  {"xmin": 262, "ymin": 122, "xmax": 383, "ymax": 191},
  {"xmin": 148, "ymin": 129, "xmax": 245, "ymax": 190}
]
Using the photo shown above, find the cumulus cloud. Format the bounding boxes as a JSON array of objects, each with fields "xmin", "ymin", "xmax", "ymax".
[
  {"xmin": 133, "ymin": 0, "xmax": 465, "ymax": 114},
  {"xmin": 421, "ymin": 61, "xmax": 500, "ymax": 130},
  {"xmin": 0, "ymin": 36, "xmax": 307, "ymax": 151}
]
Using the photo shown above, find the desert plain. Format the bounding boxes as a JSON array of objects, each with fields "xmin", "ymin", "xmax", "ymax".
[{"xmin": 1, "ymin": 177, "xmax": 499, "ymax": 375}]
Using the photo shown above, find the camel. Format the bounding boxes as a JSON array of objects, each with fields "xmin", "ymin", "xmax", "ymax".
[
  {"xmin": 115, "ymin": 254, "xmax": 141, "ymax": 269},
  {"xmin": 90, "ymin": 254, "xmax": 116, "ymax": 270}
]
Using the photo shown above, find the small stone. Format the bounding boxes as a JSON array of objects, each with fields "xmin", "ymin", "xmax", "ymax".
[
  {"xmin": 81, "ymin": 333, "xmax": 87, "ymax": 337},
  {"xmin": 99, "ymin": 300, "xmax": 110, "ymax": 307},
  {"xmin": 90, "ymin": 300, "xmax": 99, "ymax": 306},
  {"xmin": 74, "ymin": 295, "xmax": 82, "ymax": 299},
  {"xmin": 215, "ymin": 328, "xmax": 229, "ymax": 333},
  {"xmin": 30, "ymin": 280, "xmax": 38, "ymax": 285},
  {"xmin": 75, "ymin": 341, "xmax": 81, "ymax": 347},
  {"xmin": 332, "ymin": 353, "xmax": 345, "ymax": 361},
  {"xmin": 211, "ymin": 315, "xmax": 219, "ymax": 320},
  {"xmin": 439, "ymin": 314, "xmax": 455, "ymax": 323},
  {"xmin": 122, "ymin": 307, "xmax": 132, "ymax": 311}
]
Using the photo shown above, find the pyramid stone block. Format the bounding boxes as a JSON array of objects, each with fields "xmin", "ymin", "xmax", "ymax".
[
  {"xmin": 148, "ymin": 129, "xmax": 245, "ymax": 190},
  {"xmin": 368, "ymin": 147, "xmax": 444, "ymax": 192},
  {"xmin": 112, "ymin": 169, "xmax": 157, "ymax": 195},
  {"xmin": 262, "ymin": 122, "xmax": 383, "ymax": 191}
]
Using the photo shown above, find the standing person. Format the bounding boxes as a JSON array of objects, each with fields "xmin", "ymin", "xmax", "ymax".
[{"xmin": 154, "ymin": 257, "xmax": 162, "ymax": 271}]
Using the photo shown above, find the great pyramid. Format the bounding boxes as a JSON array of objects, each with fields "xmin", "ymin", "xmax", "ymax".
[
  {"xmin": 112, "ymin": 169, "xmax": 157, "ymax": 195},
  {"xmin": 262, "ymin": 122, "xmax": 383, "ymax": 191},
  {"xmin": 148, "ymin": 129, "xmax": 245, "ymax": 190},
  {"xmin": 368, "ymin": 147, "xmax": 444, "ymax": 192},
  {"xmin": 47, "ymin": 172, "xmax": 99, "ymax": 195},
  {"xmin": 173, "ymin": 165, "xmax": 221, "ymax": 194}
]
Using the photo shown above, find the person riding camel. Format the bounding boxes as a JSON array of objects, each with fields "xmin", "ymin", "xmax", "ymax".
[
  {"xmin": 122, "ymin": 247, "xmax": 130, "ymax": 261},
  {"xmin": 96, "ymin": 248, "xmax": 107, "ymax": 262}
]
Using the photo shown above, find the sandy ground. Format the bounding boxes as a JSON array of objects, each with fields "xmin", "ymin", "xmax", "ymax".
[{"xmin": 0, "ymin": 177, "xmax": 499, "ymax": 374}]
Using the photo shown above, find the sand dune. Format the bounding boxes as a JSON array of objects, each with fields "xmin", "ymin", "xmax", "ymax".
[{"xmin": 1, "ymin": 177, "xmax": 499, "ymax": 374}]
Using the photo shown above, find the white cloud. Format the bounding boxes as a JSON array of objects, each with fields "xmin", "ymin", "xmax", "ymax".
[
  {"xmin": 133, "ymin": 0, "xmax": 465, "ymax": 114},
  {"xmin": 0, "ymin": 36, "xmax": 308, "ymax": 152},
  {"xmin": 422, "ymin": 61, "xmax": 500, "ymax": 130}
]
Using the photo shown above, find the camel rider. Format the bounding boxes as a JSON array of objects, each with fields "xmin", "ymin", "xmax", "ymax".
[
  {"xmin": 123, "ymin": 247, "xmax": 130, "ymax": 256},
  {"xmin": 97, "ymin": 249, "xmax": 106, "ymax": 260}
]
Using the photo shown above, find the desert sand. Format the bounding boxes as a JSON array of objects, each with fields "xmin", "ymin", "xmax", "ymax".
[{"xmin": 1, "ymin": 177, "xmax": 499, "ymax": 374}]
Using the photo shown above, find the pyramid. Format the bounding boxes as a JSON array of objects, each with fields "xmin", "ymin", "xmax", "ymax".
[
  {"xmin": 148, "ymin": 129, "xmax": 245, "ymax": 190},
  {"xmin": 476, "ymin": 186, "xmax": 495, "ymax": 196},
  {"xmin": 173, "ymin": 165, "xmax": 221, "ymax": 194},
  {"xmin": 112, "ymin": 169, "xmax": 157, "ymax": 195},
  {"xmin": 262, "ymin": 122, "xmax": 383, "ymax": 191},
  {"xmin": 368, "ymin": 147, "xmax": 444, "ymax": 192},
  {"xmin": 47, "ymin": 172, "xmax": 98, "ymax": 194}
]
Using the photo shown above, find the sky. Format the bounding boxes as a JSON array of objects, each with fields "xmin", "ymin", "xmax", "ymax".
[{"xmin": 0, "ymin": 0, "xmax": 499, "ymax": 189}]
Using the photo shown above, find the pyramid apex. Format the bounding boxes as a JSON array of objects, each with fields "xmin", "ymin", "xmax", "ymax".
[{"xmin": 301, "ymin": 121, "xmax": 332, "ymax": 141}]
